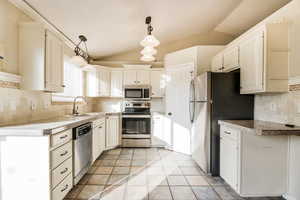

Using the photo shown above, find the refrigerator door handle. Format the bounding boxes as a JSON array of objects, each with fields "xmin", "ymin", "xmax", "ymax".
[
  {"xmin": 189, "ymin": 80, "xmax": 195, "ymax": 123},
  {"xmin": 190, "ymin": 100, "xmax": 208, "ymax": 103}
]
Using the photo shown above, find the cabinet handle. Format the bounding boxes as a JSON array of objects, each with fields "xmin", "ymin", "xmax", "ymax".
[
  {"xmin": 60, "ymin": 151, "xmax": 68, "ymax": 156},
  {"xmin": 60, "ymin": 168, "xmax": 68, "ymax": 174},
  {"xmin": 60, "ymin": 184, "xmax": 69, "ymax": 192},
  {"xmin": 60, "ymin": 135, "xmax": 68, "ymax": 139},
  {"xmin": 224, "ymin": 131, "xmax": 231, "ymax": 135},
  {"xmin": 61, "ymin": 85, "xmax": 66, "ymax": 88},
  {"xmin": 99, "ymin": 126, "xmax": 102, "ymax": 129}
]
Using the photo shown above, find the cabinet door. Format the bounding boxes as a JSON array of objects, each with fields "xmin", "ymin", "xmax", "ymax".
[
  {"xmin": 123, "ymin": 70, "xmax": 137, "ymax": 85},
  {"xmin": 106, "ymin": 116, "xmax": 120, "ymax": 149},
  {"xmin": 220, "ymin": 137, "xmax": 238, "ymax": 190},
  {"xmin": 99, "ymin": 69, "xmax": 111, "ymax": 96},
  {"xmin": 45, "ymin": 30, "xmax": 64, "ymax": 92},
  {"xmin": 86, "ymin": 71, "xmax": 99, "ymax": 97},
  {"xmin": 110, "ymin": 71, "xmax": 124, "ymax": 97},
  {"xmin": 240, "ymin": 31, "xmax": 264, "ymax": 93},
  {"xmin": 211, "ymin": 53, "xmax": 223, "ymax": 72},
  {"xmin": 150, "ymin": 70, "xmax": 164, "ymax": 97},
  {"xmin": 223, "ymin": 46, "xmax": 239, "ymax": 71},
  {"xmin": 92, "ymin": 126, "xmax": 100, "ymax": 162},
  {"xmin": 99, "ymin": 122, "xmax": 106, "ymax": 155},
  {"xmin": 137, "ymin": 70, "xmax": 150, "ymax": 84},
  {"xmin": 152, "ymin": 114, "xmax": 166, "ymax": 146}
]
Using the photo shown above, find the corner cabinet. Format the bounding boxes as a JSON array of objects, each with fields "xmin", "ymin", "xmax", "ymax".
[
  {"xmin": 219, "ymin": 124, "xmax": 288, "ymax": 197},
  {"xmin": 106, "ymin": 114, "xmax": 120, "ymax": 149},
  {"xmin": 211, "ymin": 52, "xmax": 224, "ymax": 72},
  {"xmin": 19, "ymin": 22, "xmax": 64, "ymax": 92}
]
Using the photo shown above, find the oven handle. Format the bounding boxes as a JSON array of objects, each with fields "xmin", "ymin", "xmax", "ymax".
[{"xmin": 122, "ymin": 115, "xmax": 151, "ymax": 118}]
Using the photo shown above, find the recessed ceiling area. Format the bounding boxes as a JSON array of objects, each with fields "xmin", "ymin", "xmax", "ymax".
[{"xmin": 24, "ymin": 0, "xmax": 291, "ymax": 59}]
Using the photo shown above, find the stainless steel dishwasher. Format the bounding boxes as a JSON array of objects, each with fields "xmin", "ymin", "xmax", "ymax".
[{"xmin": 73, "ymin": 123, "xmax": 92, "ymax": 185}]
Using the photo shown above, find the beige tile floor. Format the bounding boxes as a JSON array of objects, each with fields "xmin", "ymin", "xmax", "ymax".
[{"xmin": 64, "ymin": 148, "xmax": 284, "ymax": 200}]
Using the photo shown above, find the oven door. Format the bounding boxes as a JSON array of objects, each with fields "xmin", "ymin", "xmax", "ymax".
[
  {"xmin": 122, "ymin": 115, "xmax": 151, "ymax": 138},
  {"xmin": 124, "ymin": 88, "xmax": 143, "ymax": 99}
]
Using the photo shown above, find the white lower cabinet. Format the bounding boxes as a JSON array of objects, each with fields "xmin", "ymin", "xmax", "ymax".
[
  {"xmin": 106, "ymin": 115, "xmax": 120, "ymax": 149},
  {"xmin": 92, "ymin": 118, "xmax": 106, "ymax": 162},
  {"xmin": 151, "ymin": 113, "xmax": 167, "ymax": 147},
  {"xmin": 220, "ymin": 125, "xmax": 288, "ymax": 197}
]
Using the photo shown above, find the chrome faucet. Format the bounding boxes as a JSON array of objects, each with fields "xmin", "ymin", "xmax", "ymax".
[{"xmin": 72, "ymin": 96, "xmax": 86, "ymax": 115}]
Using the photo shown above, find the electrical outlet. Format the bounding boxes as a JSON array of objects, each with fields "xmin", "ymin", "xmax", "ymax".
[
  {"xmin": 44, "ymin": 100, "xmax": 51, "ymax": 109},
  {"xmin": 270, "ymin": 102, "xmax": 277, "ymax": 112},
  {"xmin": 30, "ymin": 101, "xmax": 37, "ymax": 111},
  {"xmin": 0, "ymin": 103, "xmax": 4, "ymax": 112}
]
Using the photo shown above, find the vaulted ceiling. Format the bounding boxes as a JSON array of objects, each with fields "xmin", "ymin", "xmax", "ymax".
[{"xmin": 24, "ymin": 0, "xmax": 291, "ymax": 59}]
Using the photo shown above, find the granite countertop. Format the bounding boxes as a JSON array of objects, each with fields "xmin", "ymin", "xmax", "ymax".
[
  {"xmin": 219, "ymin": 120, "xmax": 300, "ymax": 136},
  {"xmin": 0, "ymin": 112, "xmax": 110, "ymax": 136}
]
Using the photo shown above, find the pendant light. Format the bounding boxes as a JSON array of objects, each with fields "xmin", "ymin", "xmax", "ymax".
[
  {"xmin": 70, "ymin": 35, "xmax": 90, "ymax": 67},
  {"xmin": 140, "ymin": 16, "xmax": 160, "ymax": 62}
]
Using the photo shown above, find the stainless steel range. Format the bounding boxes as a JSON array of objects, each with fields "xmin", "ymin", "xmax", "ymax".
[{"xmin": 122, "ymin": 101, "xmax": 151, "ymax": 147}]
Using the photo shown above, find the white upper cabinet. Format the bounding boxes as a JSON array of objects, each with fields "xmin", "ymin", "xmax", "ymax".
[
  {"xmin": 110, "ymin": 70, "xmax": 123, "ymax": 97},
  {"xmin": 19, "ymin": 22, "xmax": 64, "ymax": 92},
  {"xmin": 150, "ymin": 70, "xmax": 165, "ymax": 97},
  {"xmin": 211, "ymin": 53, "xmax": 224, "ymax": 72},
  {"xmin": 240, "ymin": 23, "xmax": 289, "ymax": 94},
  {"xmin": 86, "ymin": 71, "xmax": 99, "ymax": 97},
  {"xmin": 99, "ymin": 69, "xmax": 111, "ymax": 97},
  {"xmin": 136, "ymin": 70, "xmax": 150, "ymax": 84},
  {"xmin": 240, "ymin": 31, "xmax": 264, "ymax": 93},
  {"xmin": 223, "ymin": 46, "xmax": 239, "ymax": 72},
  {"xmin": 123, "ymin": 70, "xmax": 137, "ymax": 85},
  {"xmin": 124, "ymin": 70, "xmax": 150, "ymax": 85}
]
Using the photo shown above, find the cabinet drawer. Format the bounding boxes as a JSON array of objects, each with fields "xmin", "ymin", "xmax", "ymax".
[
  {"xmin": 51, "ymin": 157, "xmax": 72, "ymax": 189},
  {"xmin": 52, "ymin": 173, "xmax": 72, "ymax": 200},
  {"xmin": 51, "ymin": 129, "xmax": 72, "ymax": 148},
  {"xmin": 93, "ymin": 118, "xmax": 105, "ymax": 128},
  {"xmin": 51, "ymin": 141, "xmax": 72, "ymax": 169},
  {"xmin": 221, "ymin": 126, "xmax": 239, "ymax": 141}
]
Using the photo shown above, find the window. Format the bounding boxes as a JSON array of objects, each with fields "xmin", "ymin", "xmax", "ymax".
[{"xmin": 52, "ymin": 56, "xmax": 83, "ymax": 102}]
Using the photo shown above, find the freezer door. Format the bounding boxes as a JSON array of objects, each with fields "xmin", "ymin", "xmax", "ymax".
[{"xmin": 191, "ymin": 72, "xmax": 211, "ymax": 173}]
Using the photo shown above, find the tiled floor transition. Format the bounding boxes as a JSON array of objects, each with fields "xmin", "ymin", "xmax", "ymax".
[{"xmin": 64, "ymin": 148, "xmax": 285, "ymax": 200}]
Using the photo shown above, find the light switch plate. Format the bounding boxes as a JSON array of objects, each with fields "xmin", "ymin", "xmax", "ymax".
[{"xmin": 270, "ymin": 102, "xmax": 277, "ymax": 112}]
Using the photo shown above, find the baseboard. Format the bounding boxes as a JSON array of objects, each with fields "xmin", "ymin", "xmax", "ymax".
[{"xmin": 282, "ymin": 193, "xmax": 297, "ymax": 200}]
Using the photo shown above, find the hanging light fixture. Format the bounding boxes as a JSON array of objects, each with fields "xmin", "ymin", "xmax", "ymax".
[
  {"xmin": 70, "ymin": 35, "xmax": 91, "ymax": 67},
  {"xmin": 140, "ymin": 16, "xmax": 160, "ymax": 62}
]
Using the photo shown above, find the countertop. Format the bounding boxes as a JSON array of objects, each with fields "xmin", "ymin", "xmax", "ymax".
[
  {"xmin": 0, "ymin": 112, "xmax": 120, "ymax": 136},
  {"xmin": 219, "ymin": 120, "xmax": 300, "ymax": 136}
]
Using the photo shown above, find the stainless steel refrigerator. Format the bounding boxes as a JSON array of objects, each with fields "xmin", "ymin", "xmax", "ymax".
[{"xmin": 190, "ymin": 70, "xmax": 254, "ymax": 176}]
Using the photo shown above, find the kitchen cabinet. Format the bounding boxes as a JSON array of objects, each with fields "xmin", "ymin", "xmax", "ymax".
[
  {"xmin": 211, "ymin": 53, "xmax": 223, "ymax": 72},
  {"xmin": 86, "ymin": 67, "xmax": 111, "ymax": 97},
  {"xmin": 219, "ymin": 124, "xmax": 288, "ymax": 197},
  {"xmin": 86, "ymin": 71, "xmax": 99, "ymax": 97},
  {"xmin": 0, "ymin": 129, "xmax": 73, "ymax": 200},
  {"xmin": 99, "ymin": 68, "xmax": 111, "ymax": 96},
  {"xmin": 110, "ymin": 70, "xmax": 124, "ymax": 97},
  {"xmin": 223, "ymin": 46, "xmax": 239, "ymax": 72},
  {"xmin": 92, "ymin": 118, "xmax": 106, "ymax": 162},
  {"xmin": 19, "ymin": 22, "xmax": 64, "ymax": 92},
  {"xmin": 124, "ymin": 70, "xmax": 150, "ymax": 85},
  {"xmin": 150, "ymin": 69, "xmax": 165, "ymax": 97},
  {"xmin": 151, "ymin": 112, "xmax": 167, "ymax": 147},
  {"xmin": 240, "ymin": 31, "xmax": 264, "ymax": 93},
  {"xmin": 106, "ymin": 115, "xmax": 120, "ymax": 149}
]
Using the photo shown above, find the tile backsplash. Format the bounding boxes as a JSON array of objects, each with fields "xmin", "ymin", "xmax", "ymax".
[
  {"xmin": 254, "ymin": 90, "xmax": 300, "ymax": 126},
  {"xmin": 0, "ymin": 88, "xmax": 92, "ymax": 126}
]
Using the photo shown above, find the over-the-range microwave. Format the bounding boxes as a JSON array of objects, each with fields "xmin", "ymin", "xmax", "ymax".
[{"xmin": 124, "ymin": 85, "xmax": 151, "ymax": 100}]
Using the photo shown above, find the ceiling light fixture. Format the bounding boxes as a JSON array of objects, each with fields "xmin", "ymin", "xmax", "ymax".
[
  {"xmin": 140, "ymin": 16, "xmax": 160, "ymax": 62},
  {"xmin": 70, "ymin": 35, "xmax": 91, "ymax": 67}
]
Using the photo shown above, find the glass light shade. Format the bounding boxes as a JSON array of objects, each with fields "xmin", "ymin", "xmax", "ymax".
[
  {"xmin": 69, "ymin": 55, "xmax": 88, "ymax": 67},
  {"xmin": 141, "ymin": 46, "xmax": 157, "ymax": 55},
  {"xmin": 140, "ymin": 55, "xmax": 155, "ymax": 62},
  {"xmin": 140, "ymin": 35, "xmax": 160, "ymax": 47}
]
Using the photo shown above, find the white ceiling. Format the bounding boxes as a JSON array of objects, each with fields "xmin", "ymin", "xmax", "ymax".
[{"xmin": 24, "ymin": 0, "xmax": 290, "ymax": 58}]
